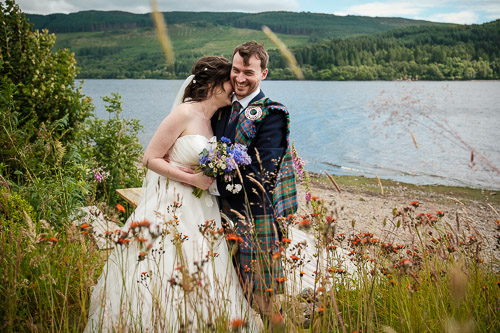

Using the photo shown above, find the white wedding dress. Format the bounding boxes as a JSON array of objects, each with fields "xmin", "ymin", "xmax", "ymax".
[{"xmin": 85, "ymin": 134, "xmax": 258, "ymax": 332}]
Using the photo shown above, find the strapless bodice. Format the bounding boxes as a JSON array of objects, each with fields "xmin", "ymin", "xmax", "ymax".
[{"xmin": 169, "ymin": 134, "xmax": 213, "ymax": 167}]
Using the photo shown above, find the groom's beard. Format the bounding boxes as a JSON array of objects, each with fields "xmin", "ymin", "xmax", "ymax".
[{"xmin": 232, "ymin": 79, "xmax": 258, "ymax": 99}]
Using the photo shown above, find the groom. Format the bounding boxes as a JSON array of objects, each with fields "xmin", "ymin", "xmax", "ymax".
[{"xmin": 210, "ymin": 41, "xmax": 298, "ymax": 320}]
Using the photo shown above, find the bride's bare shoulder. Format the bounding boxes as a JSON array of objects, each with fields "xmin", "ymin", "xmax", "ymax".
[{"xmin": 170, "ymin": 102, "xmax": 198, "ymax": 116}]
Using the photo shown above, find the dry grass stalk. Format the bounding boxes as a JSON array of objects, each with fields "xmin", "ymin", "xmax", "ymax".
[
  {"xmin": 150, "ymin": 0, "xmax": 174, "ymax": 66},
  {"xmin": 410, "ymin": 130, "xmax": 419, "ymax": 148},
  {"xmin": 230, "ymin": 209, "xmax": 246, "ymax": 221},
  {"xmin": 376, "ymin": 174, "xmax": 384, "ymax": 195},
  {"xmin": 325, "ymin": 171, "xmax": 342, "ymax": 194},
  {"xmin": 487, "ymin": 203, "xmax": 498, "ymax": 216},
  {"xmin": 246, "ymin": 175, "xmax": 266, "ymax": 194},
  {"xmin": 261, "ymin": 25, "xmax": 304, "ymax": 80}
]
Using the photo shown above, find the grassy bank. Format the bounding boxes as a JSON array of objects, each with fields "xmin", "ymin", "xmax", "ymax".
[
  {"xmin": 307, "ymin": 173, "xmax": 500, "ymax": 206},
  {"xmin": 2, "ymin": 178, "xmax": 499, "ymax": 332}
]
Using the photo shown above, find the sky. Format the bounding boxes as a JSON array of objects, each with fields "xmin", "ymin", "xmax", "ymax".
[{"xmin": 11, "ymin": 0, "xmax": 500, "ymax": 25}]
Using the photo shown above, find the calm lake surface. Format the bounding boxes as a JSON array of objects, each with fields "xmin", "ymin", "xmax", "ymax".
[{"xmin": 81, "ymin": 80, "xmax": 500, "ymax": 190}]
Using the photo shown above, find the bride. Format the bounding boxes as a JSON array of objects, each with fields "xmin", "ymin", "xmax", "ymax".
[{"xmin": 85, "ymin": 56, "xmax": 258, "ymax": 332}]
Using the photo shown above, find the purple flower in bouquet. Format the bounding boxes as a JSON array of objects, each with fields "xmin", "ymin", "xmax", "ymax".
[{"xmin": 193, "ymin": 137, "xmax": 251, "ymax": 198}]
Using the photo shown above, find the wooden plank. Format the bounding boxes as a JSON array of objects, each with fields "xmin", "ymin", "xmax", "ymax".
[{"xmin": 116, "ymin": 187, "xmax": 142, "ymax": 207}]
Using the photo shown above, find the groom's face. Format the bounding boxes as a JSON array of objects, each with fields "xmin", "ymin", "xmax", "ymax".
[{"xmin": 231, "ymin": 52, "xmax": 268, "ymax": 99}]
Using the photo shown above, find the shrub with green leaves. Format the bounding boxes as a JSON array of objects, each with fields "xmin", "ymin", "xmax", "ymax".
[
  {"xmin": 0, "ymin": 0, "xmax": 94, "ymax": 221},
  {"xmin": 0, "ymin": 1, "xmax": 144, "ymax": 220},
  {"xmin": 82, "ymin": 93, "xmax": 144, "ymax": 206}
]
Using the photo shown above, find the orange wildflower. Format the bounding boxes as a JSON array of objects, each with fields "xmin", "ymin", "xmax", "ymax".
[
  {"xmin": 410, "ymin": 201, "xmax": 419, "ymax": 207},
  {"xmin": 282, "ymin": 238, "xmax": 291, "ymax": 243},
  {"xmin": 274, "ymin": 277, "xmax": 286, "ymax": 283},
  {"xmin": 230, "ymin": 318, "xmax": 246, "ymax": 329},
  {"xmin": 271, "ymin": 313, "xmax": 283, "ymax": 324},
  {"xmin": 226, "ymin": 234, "xmax": 243, "ymax": 242},
  {"xmin": 48, "ymin": 237, "xmax": 58, "ymax": 243},
  {"xmin": 116, "ymin": 203, "xmax": 126, "ymax": 213},
  {"xmin": 138, "ymin": 220, "xmax": 151, "ymax": 227},
  {"xmin": 290, "ymin": 255, "xmax": 300, "ymax": 261},
  {"xmin": 298, "ymin": 219, "xmax": 311, "ymax": 227},
  {"xmin": 80, "ymin": 223, "xmax": 90, "ymax": 229}
]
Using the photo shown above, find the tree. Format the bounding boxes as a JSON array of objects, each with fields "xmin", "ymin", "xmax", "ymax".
[
  {"xmin": 0, "ymin": 0, "xmax": 93, "ymax": 174},
  {"xmin": 0, "ymin": 0, "xmax": 144, "ymax": 220}
]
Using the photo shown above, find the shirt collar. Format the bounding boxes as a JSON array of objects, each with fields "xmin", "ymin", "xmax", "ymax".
[{"xmin": 232, "ymin": 88, "xmax": 261, "ymax": 110}]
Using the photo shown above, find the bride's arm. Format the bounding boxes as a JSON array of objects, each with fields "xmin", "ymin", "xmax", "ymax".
[{"xmin": 142, "ymin": 105, "xmax": 213, "ymax": 190}]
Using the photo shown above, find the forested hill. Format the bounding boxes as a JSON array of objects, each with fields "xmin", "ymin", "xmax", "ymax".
[
  {"xmin": 27, "ymin": 10, "xmax": 437, "ymax": 39},
  {"xmin": 272, "ymin": 20, "xmax": 500, "ymax": 80},
  {"xmin": 25, "ymin": 11, "xmax": 499, "ymax": 80}
]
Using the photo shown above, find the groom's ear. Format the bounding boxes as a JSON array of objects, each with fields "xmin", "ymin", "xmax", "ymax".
[{"xmin": 261, "ymin": 68, "xmax": 268, "ymax": 80}]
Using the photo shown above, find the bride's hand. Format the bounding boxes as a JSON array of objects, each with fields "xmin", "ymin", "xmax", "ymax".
[{"xmin": 191, "ymin": 172, "xmax": 214, "ymax": 190}]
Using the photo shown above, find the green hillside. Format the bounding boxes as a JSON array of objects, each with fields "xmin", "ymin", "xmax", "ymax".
[
  {"xmin": 27, "ymin": 10, "xmax": 437, "ymax": 37},
  {"xmin": 24, "ymin": 11, "xmax": 500, "ymax": 80},
  {"xmin": 53, "ymin": 25, "xmax": 310, "ymax": 79}
]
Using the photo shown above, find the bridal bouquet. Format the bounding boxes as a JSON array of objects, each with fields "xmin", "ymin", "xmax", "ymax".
[{"xmin": 193, "ymin": 137, "xmax": 251, "ymax": 198}]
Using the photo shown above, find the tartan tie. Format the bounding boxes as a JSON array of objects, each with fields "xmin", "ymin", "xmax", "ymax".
[{"xmin": 229, "ymin": 101, "xmax": 242, "ymax": 124}]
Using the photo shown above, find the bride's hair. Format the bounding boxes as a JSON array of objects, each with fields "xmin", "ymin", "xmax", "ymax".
[{"xmin": 182, "ymin": 56, "xmax": 231, "ymax": 102}]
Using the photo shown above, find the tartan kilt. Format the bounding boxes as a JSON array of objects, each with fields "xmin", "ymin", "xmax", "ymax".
[{"xmin": 221, "ymin": 200, "xmax": 284, "ymax": 294}]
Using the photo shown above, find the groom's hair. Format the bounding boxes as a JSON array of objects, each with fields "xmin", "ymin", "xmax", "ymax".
[{"xmin": 233, "ymin": 41, "xmax": 268, "ymax": 71}]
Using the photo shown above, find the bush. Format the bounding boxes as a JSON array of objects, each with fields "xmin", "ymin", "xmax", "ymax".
[
  {"xmin": 0, "ymin": 1, "xmax": 144, "ymax": 221},
  {"xmin": 0, "ymin": 0, "xmax": 95, "ymax": 222},
  {"xmin": 82, "ymin": 93, "xmax": 144, "ymax": 206}
]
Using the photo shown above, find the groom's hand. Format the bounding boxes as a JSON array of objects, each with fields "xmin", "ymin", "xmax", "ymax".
[
  {"xmin": 179, "ymin": 165, "xmax": 197, "ymax": 187},
  {"xmin": 178, "ymin": 165, "xmax": 196, "ymax": 174}
]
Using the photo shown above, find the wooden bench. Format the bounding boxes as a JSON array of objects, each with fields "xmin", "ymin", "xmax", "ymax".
[{"xmin": 116, "ymin": 187, "xmax": 143, "ymax": 207}]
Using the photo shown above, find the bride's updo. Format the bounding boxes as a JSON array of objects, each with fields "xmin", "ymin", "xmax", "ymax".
[{"xmin": 182, "ymin": 56, "xmax": 232, "ymax": 102}]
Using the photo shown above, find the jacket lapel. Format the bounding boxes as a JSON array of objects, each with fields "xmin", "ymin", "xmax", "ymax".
[
  {"xmin": 212, "ymin": 105, "xmax": 231, "ymax": 140},
  {"xmin": 224, "ymin": 90, "xmax": 265, "ymax": 140}
]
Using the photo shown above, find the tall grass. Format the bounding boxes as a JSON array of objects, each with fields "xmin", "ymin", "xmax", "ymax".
[
  {"xmin": 0, "ymin": 192, "xmax": 103, "ymax": 331},
  {"xmin": 279, "ymin": 186, "xmax": 499, "ymax": 332},
  {"xmin": 1, "ymin": 173, "xmax": 498, "ymax": 331}
]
